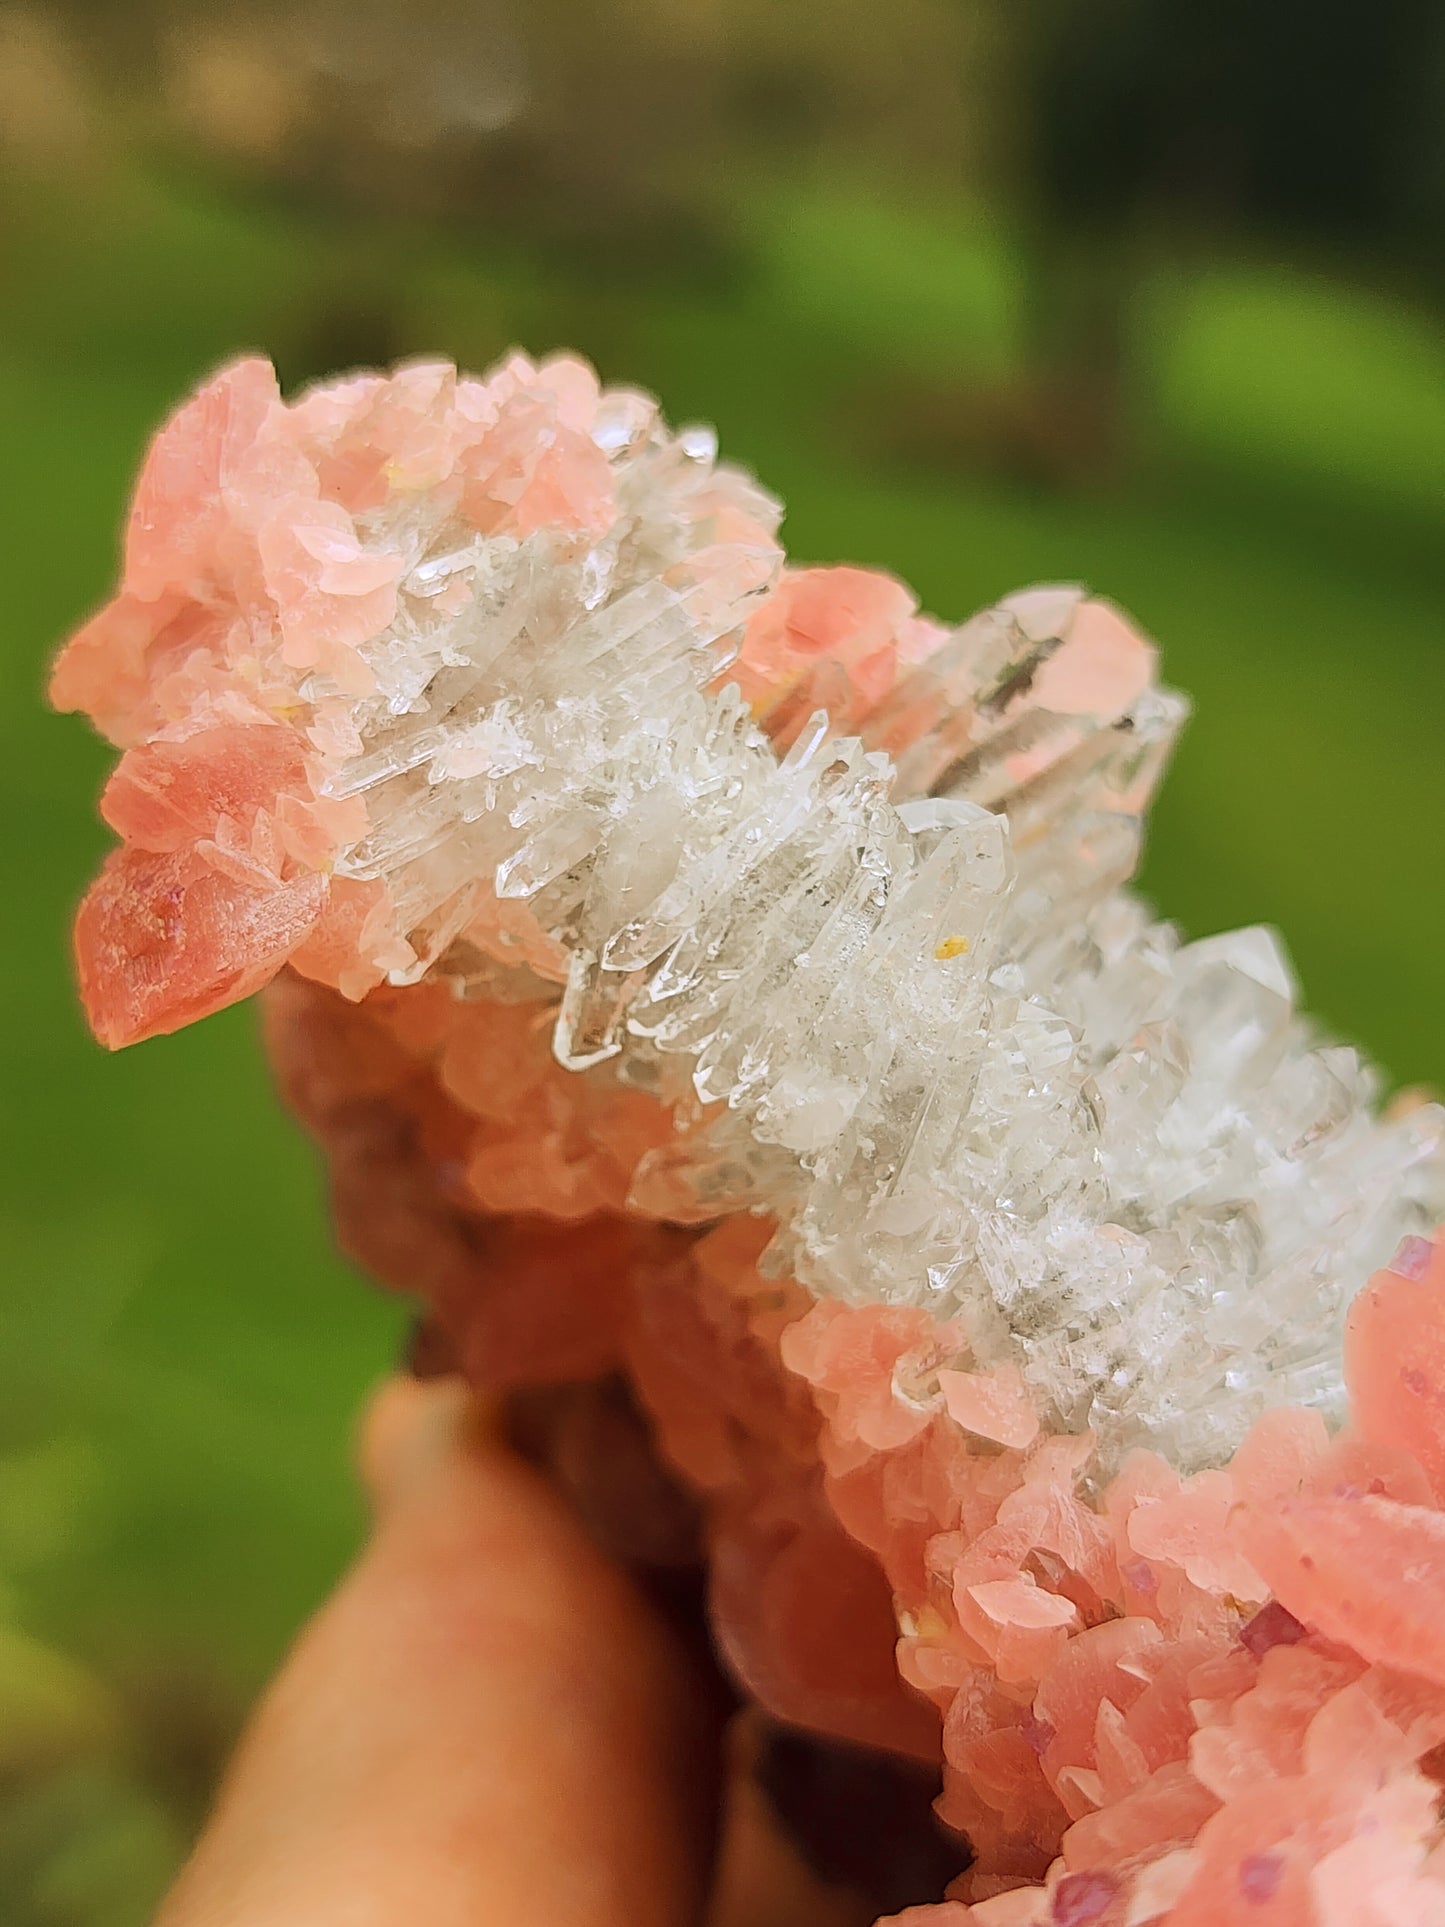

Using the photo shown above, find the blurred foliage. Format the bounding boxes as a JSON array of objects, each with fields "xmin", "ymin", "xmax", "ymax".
[
  {"xmin": 997, "ymin": 0, "xmax": 1445, "ymax": 473},
  {"xmin": 0, "ymin": 1, "xmax": 1441, "ymax": 1918}
]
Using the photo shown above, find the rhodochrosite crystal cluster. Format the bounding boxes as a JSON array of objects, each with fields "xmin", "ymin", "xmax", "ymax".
[{"xmin": 55, "ymin": 352, "xmax": 1445, "ymax": 1924}]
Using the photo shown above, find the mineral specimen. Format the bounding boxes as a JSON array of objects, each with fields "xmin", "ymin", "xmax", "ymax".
[{"xmin": 55, "ymin": 351, "xmax": 1445, "ymax": 1923}]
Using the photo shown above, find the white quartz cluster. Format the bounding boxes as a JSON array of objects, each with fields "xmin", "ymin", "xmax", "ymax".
[
  {"xmin": 320, "ymin": 394, "xmax": 785, "ymax": 982},
  {"xmin": 316, "ymin": 402, "xmax": 1445, "ymax": 1473}
]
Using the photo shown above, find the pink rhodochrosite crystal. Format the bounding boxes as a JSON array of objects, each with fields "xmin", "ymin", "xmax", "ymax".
[{"xmin": 55, "ymin": 353, "xmax": 1445, "ymax": 1924}]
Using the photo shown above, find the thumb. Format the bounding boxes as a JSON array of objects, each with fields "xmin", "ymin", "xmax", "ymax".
[{"xmin": 155, "ymin": 1375, "xmax": 720, "ymax": 1927}]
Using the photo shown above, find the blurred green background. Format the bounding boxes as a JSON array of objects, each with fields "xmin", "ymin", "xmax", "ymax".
[{"xmin": 0, "ymin": 0, "xmax": 1442, "ymax": 1917}]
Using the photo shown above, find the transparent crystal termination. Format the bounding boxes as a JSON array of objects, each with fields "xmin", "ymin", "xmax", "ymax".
[
  {"xmin": 318, "ymin": 433, "xmax": 785, "ymax": 988},
  {"xmin": 322, "ymin": 552, "xmax": 1442, "ymax": 1474},
  {"xmin": 453, "ymin": 648, "xmax": 1442, "ymax": 1473},
  {"xmin": 53, "ymin": 354, "xmax": 1445, "ymax": 1477}
]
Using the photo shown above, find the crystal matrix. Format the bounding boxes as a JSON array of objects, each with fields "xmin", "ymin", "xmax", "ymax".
[{"xmin": 54, "ymin": 352, "xmax": 1445, "ymax": 1923}]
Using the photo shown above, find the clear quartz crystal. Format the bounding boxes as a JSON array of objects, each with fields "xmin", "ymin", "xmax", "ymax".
[{"xmin": 316, "ymin": 415, "xmax": 1445, "ymax": 1473}]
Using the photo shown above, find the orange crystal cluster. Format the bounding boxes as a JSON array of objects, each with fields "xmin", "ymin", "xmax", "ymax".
[
  {"xmin": 54, "ymin": 354, "xmax": 1445, "ymax": 1925},
  {"xmin": 268, "ymin": 968, "xmax": 1445, "ymax": 1926}
]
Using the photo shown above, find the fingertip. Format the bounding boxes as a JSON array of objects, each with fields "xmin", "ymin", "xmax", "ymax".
[
  {"xmin": 162, "ymin": 1375, "xmax": 724, "ymax": 1927},
  {"xmin": 357, "ymin": 1374, "xmax": 495, "ymax": 1515}
]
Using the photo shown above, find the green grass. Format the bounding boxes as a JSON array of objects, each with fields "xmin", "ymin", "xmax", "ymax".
[{"xmin": 0, "ymin": 150, "xmax": 1441, "ymax": 1920}]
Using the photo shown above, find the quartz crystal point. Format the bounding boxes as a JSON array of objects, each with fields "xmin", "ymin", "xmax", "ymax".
[{"xmin": 55, "ymin": 353, "xmax": 1445, "ymax": 1924}]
